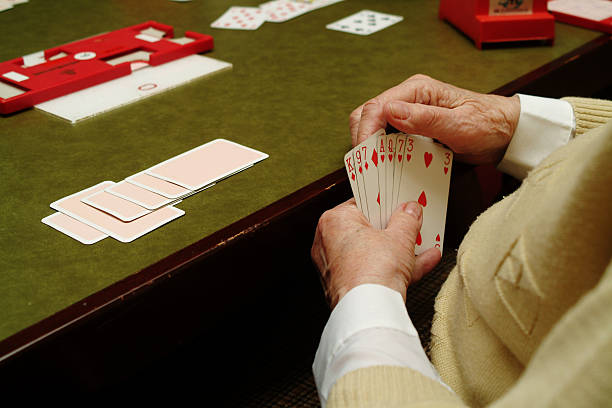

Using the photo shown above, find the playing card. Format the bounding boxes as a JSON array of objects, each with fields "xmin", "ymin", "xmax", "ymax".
[
  {"xmin": 383, "ymin": 133, "xmax": 397, "ymax": 223},
  {"xmin": 51, "ymin": 181, "xmax": 185, "ymax": 243},
  {"xmin": 260, "ymin": 0, "xmax": 314, "ymax": 22},
  {"xmin": 81, "ymin": 190, "xmax": 152, "ymax": 222},
  {"xmin": 344, "ymin": 149, "xmax": 363, "ymax": 213},
  {"xmin": 105, "ymin": 180, "xmax": 176, "ymax": 210},
  {"xmin": 326, "ymin": 9, "xmax": 403, "ymax": 35},
  {"xmin": 307, "ymin": 0, "xmax": 345, "ymax": 11},
  {"xmin": 351, "ymin": 143, "xmax": 369, "ymax": 221},
  {"xmin": 125, "ymin": 171, "xmax": 193, "ymax": 199},
  {"xmin": 396, "ymin": 135, "xmax": 452, "ymax": 255},
  {"xmin": 42, "ymin": 212, "xmax": 108, "ymax": 245},
  {"xmin": 210, "ymin": 6, "xmax": 266, "ymax": 30},
  {"xmin": 375, "ymin": 131, "xmax": 389, "ymax": 228},
  {"xmin": 145, "ymin": 139, "xmax": 268, "ymax": 191},
  {"xmin": 275, "ymin": 0, "xmax": 343, "ymax": 6},
  {"xmin": 353, "ymin": 130, "xmax": 384, "ymax": 229},
  {"xmin": 344, "ymin": 132, "xmax": 453, "ymax": 254},
  {"xmin": 391, "ymin": 133, "xmax": 408, "ymax": 213}
]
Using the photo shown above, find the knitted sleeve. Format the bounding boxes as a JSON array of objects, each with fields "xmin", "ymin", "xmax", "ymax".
[
  {"xmin": 562, "ymin": 97, "xmax": 612, "ymax": 135},
  {"xmin": 327, "ymin": 365, "xmax": 467, "ymax": 408}
]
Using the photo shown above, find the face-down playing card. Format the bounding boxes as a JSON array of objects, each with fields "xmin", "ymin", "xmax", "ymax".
[
  {"xmin": 81, "ymin": 190, "xmax": 152, "ymax": 222},
  {"xmin": 145, "ymin": 139, "xmax": 268, "ymax": 191},
  {"xmin": 42, "ymin": 212, "xmax": 108, "ymax": 245},
  {"xmin": 105, "ymin": 180, "xmax": 177, "ymax": 210},
  {"xmin": 51, "ymin": 181, "xmax": 184, "ymax": 243},
  {"xmin": 125, "ymin": 171, "xmax": 193, "ymax": 199}
]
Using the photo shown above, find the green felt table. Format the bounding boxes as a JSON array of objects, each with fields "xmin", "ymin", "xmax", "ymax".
[{"xmin": 0, "ymin": 0, "xmax": 605, "ymax": 354}]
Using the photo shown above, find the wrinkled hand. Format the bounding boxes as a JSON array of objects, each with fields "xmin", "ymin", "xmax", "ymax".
[
  {"xmin": 311, "ymin": 198, "xmax": 441, "ymax": 309},
  {"xmin": 350, "ymin": 74, "xmax": 521, "ymax": 165}
]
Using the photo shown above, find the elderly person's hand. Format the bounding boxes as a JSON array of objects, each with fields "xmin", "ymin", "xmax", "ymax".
[
  {"xmin": 350, "ymin": 74, "xmax": 521, "ymax": 165},
  {"xmin": 311, "ymin": 198, "xmax": 441, "ymax": 309}
]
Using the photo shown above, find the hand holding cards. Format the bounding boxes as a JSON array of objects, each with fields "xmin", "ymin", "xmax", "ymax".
[{"xmin": 345, "ymin": 131, "xmax": 453, "ymax": 254}]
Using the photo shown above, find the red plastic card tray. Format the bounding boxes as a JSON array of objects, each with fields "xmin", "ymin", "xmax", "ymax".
[
  {"xmin": 439, "ymin": 0, "xmax": 555, "ymax": 49},
  {"xmin": 0, "ymin": 21, "xmax": 214, "ymax": 114}
]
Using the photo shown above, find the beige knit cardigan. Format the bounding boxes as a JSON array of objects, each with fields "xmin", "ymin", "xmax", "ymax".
[{"xmin": 327, "ymin": 97, "xmax": 612, "ymax": 408}]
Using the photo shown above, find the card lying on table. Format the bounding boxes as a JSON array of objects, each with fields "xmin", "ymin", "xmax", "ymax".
[
  {"xmin": 344, "ymin": 131, "xmax": 453, "ymax": 254},
  {"xmin": 125, "ymin": 171, "xmax": 194, "ymax": 199},
  {"xmin": 41, "ymin": 212, "xmax": 108, "ymax": 245},
  {"xmin": 50, "ymin": 181, "xmax": 184, "ymax": 243},
  {"xmin": 81, "ymin": 190, "xmax": 152, "ymax": 222},
  {"xmin": 260, "ymin": 0, "xmax": 316, "ymax": 22},
  {"xmin": 260, "ymin": 0, "xmax": 344, "ymax": 23},
  {"xmin": 210, "ymin": 6, "xmax": 266, "ymax": 30},
  {"xmin": 145, "ymin": 139, "xmax": 269, "ymax": 190},
  {"xmin": 105, "ymin": 180, "xmax": 177, "ymax": 210},
  {"xmin": 327, "ymin": 9, "xmax": 403, "ymax": 35}
]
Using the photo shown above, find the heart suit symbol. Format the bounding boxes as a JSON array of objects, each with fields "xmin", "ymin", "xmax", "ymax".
[
  {"xmin": 418, "ymin": 191, "xmax": 427, "ymax": 207},
  {"xmin": 424, "ymin": 152, "xmax": 433, "ymax": 168}
]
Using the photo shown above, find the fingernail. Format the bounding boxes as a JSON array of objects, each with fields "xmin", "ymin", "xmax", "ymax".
[
  {"xmin": 403, "ymin": 202, "xmax": 422, "ymax": 220},
  {"xmin": 389, "ymin": 102, "xmax": 408, "ymax": 120}
]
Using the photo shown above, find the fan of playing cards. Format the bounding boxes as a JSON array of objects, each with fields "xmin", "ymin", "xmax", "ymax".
[{"xmin": 344, "ymin": 130, "xmax": 453, "ymax": 255}]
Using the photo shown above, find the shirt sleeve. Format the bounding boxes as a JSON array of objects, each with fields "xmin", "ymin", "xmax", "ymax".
[
  {"xmin": 312, "ymin": 284, "xmax": 451, "ymax": 408},
  {"xmin": 497, "ymin": 94, "xmax": 575, "ymax": 180}
]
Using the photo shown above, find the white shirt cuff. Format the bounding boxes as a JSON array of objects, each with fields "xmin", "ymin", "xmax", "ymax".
[
  {"xmin": 312, "ymin": 284, "xmax": 448, "ymax": 407},
  {"xmin": 497, "ymin": 94, "xmax": 575, "ymax": 180}
]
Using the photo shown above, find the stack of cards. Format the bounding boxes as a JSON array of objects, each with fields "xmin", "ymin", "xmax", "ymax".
[
  {"xmin": 42, "ymin": 139, "xmax": 268, "ymax": 244},
  {"xmin": 326, "ymin": 9, "xmax": 403, "ymax": 36},
  {"xmin": 344, "ymin": 131, "xmax": 453, "ymax": 255},
  {"xmin": 210, "ymin": 0, "xmax": 344, "ymax": 29}
]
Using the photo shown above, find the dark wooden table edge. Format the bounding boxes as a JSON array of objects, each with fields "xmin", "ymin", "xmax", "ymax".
[{"xmin": 1, "ymin": 33, "xmax": 610, "ymax": 364}]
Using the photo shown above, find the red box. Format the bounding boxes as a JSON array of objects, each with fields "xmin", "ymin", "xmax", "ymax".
[{"xmin": 439, "ymin": 0, "xmax": 555, "ymax": 49}]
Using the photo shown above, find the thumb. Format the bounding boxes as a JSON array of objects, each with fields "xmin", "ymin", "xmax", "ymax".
[
  {"xmin": 385, "ymin": 201, "xmax": 423, "ymax": 252},
  {"xmin": 384, "ymin": 101, "xmax": 455, "ymax": 143}
]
